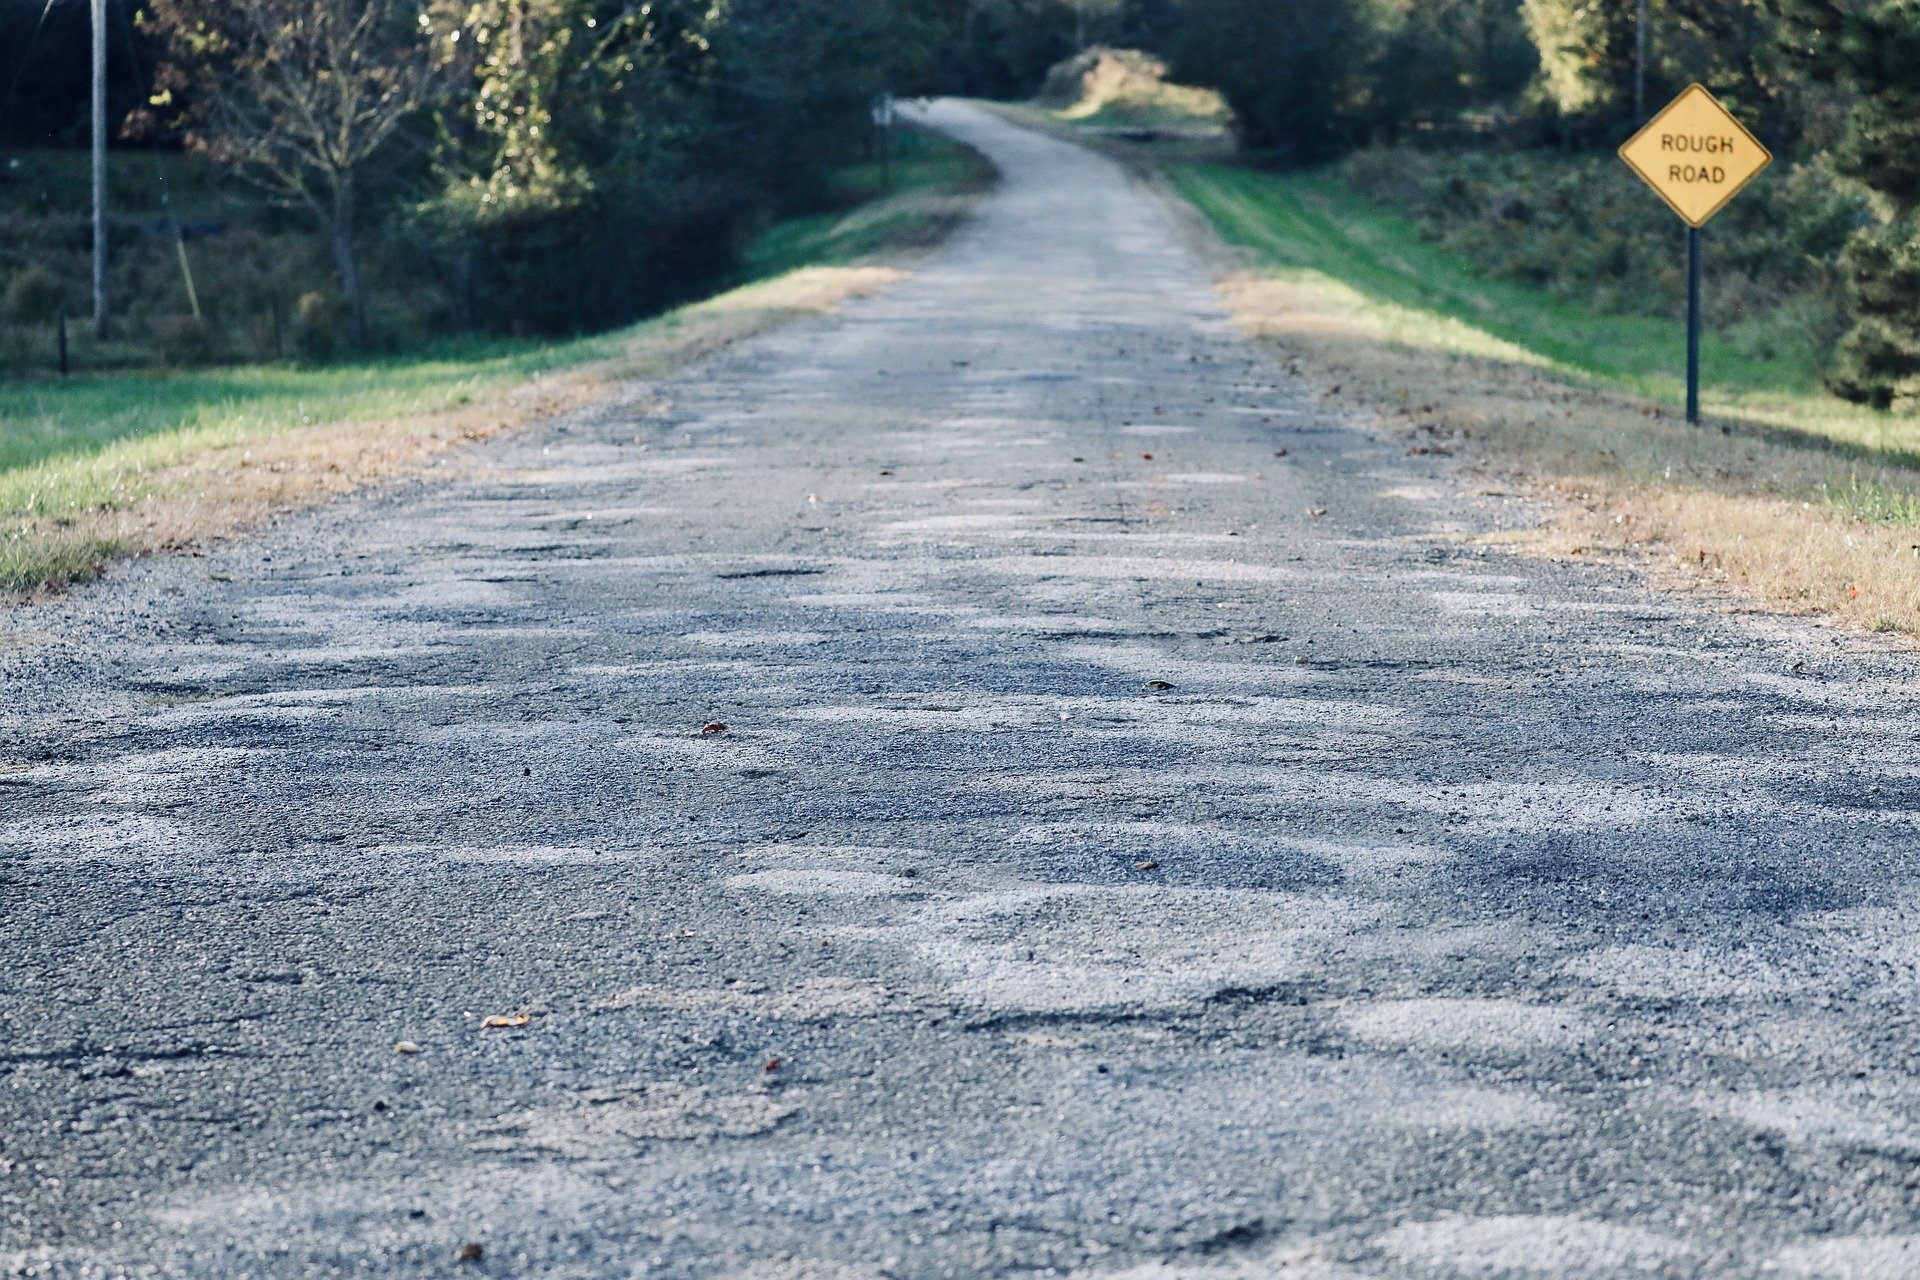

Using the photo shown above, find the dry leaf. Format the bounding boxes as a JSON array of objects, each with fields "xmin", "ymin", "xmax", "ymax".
[
  {"xmin": 395, "ymin": 1040, "xmax": 422, "ymax": 1054},
  {"xmin": 763, "ymin": 1057, "xmax": 782, "ymax": 1072},
  {"xmin": 455, "ymin": 1243, "xmax": 484, "ymax": 1263},
  {"xmin": 1134, "ymin": 860, "xmax": 1159, "ymax": 871},
  {"xmin": 481, "ymin": 1014, "xmax": 530, "ymax": 1029},
  {"xmin": 1140, "ymin": 451, "xmax": 1154, "ymax": 460},
  {"xmin": 1144, "ymin": 680, "xmax": 1174, "ymax": 691},
  {"xmin": 699, "ymin": 722, "xmax": 728, "ymax": 735},
  {"xmin": 1308, "ymin": 508, "xmax": 1327, "ymax": 518}
]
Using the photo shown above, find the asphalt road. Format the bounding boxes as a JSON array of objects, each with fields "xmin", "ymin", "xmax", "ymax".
[{"xmin": 8, "ymin": 101, "xmax": 1920, "ymax": 1280}]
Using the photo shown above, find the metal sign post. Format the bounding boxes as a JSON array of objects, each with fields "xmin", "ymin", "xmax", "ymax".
[
  {"xmin": 1686, "ymin": 227, "xmax": 1701, "ymax": 424},
  {"xmin": 1618, "ymin": 84, "xmax": 1771, "ymax": 424}
]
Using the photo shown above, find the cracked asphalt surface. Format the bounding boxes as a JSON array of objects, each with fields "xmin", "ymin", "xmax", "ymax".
[{"xmin": 9, "ymin": 101, "xmax": 1920, "ymax": 1279}]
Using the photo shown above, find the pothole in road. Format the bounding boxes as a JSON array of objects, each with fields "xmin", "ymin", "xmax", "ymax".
[
  {"xmin": 476, "ymin": 1083, "xmax": 795, "ymax": 1158},
  {"xmin": 1003, "ymin": 820, "xmax": 1342, "ymax": 892},
  {"xmin": 597, "ymin": 977, "xmax": 900, "ymax": 1021},
  {"xmin": 1374, "ymin": 1213, "xmax": 1691, "ymax": 1277},
  {"xmin": 842, "ymin": 884, "xmax": 1376, "ymax": 1017},
  {"xmin": 726, "ymin": 869, "xmax": 925, "ymax": 898},
  {"xmin": 1341, "ymin": 997, "xmax": 1591, "ymax": 1056}
]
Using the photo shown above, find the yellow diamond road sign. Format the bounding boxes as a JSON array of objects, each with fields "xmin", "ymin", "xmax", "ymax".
[{"xmin": 1618, "ymin": 84, "xmax": 1771, "ymax": 227}]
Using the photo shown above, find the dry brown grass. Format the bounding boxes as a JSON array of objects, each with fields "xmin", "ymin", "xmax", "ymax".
[
  {"xmin": 3, "ymin": 266, "xmax": 901, "ymax": 599},
  {"xmin": 1210, "ymin": 262, "xmax": 1920, "ymax": 638}
]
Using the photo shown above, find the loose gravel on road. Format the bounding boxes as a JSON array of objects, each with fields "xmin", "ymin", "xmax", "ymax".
[{"xmin": 7, "ymin": 101, "xmax": 1920, "ymax": 1280}]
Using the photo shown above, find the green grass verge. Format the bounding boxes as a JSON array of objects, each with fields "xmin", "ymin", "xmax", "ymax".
[
  {"xmin": 1169, "ymin": 162, "xmax": 1918, "ymax": 457},
  {"xmin": 0, "ymin": 335, "xmax": 628, "ymax": 479}
]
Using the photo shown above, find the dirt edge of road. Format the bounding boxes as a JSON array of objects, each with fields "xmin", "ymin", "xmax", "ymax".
[
  {"xmin": 990, "ymin": 100, "xmax": 1920, "ymax": 645},
  {"xmin": 1205, "ymin": 268, "xmax": 1920, "ymax": 645}
]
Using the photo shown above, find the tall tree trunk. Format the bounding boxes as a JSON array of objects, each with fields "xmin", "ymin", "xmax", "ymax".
[{"xmin": 330, "ymin": 173, "xmax": 368, "ymax": 350}]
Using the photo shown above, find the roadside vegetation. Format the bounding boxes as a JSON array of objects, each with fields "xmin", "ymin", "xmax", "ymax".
[
  {"xmin": 1028, "ymin": 46, "xmax": 1230, "ymax": 142},
  {"xmin": 2, "ymin": 0, "xmax": 960, "ymax": 368},
  {"xmin": 1334, "ymin": 148, "xmax": 1868, "ymax": 389},
  {"xmin": 0, "ymin": 130, "xmax": 989, "ymax": 595}
]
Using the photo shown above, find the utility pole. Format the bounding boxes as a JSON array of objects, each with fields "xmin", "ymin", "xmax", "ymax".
[
  {"xmin": 871, "ymin": 93, "xmax": 894, "ymax": 189},
  {"xmin": 91, "ymin": 0, "xmax": 107, "ymax": 339},
  {"xmin": 1634, "ymin": 0, "xmax": 1648, "ymax": 121}
]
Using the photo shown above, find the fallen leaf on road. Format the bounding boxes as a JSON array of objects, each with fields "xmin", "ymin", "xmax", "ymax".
[
  {"xmin": 455, "ymin": 1243, "xmax": 484, "ymax": 1263},
  {"xmin": 764, "ymin": 1057, "xmax": 782, "ymax": 1072},
  {"xmin": 1144, "ymin": 680, "xmax": 1174, "ymax": 691},
  {"xmin": 700, "ymin": 722, "xmax": 728, "ymax": 735},
  {"xmin": 1134, "ymin": 860, "xmax": 1159, "ymax": 871},
  {"xmin": 1308, "ymin": 508, "xmax": 1327, "ymax": 518},
  {"xmin": 395, "ymin": 1041, "xmax": 422, "ymax": 1054},
  {"xmin": 481, "ymin": 1014, "xmax": 529, "ymax": 1029},
  {"xmin": 1273, "ymin": 448, "xmax": 1288, "ymax": 457},
  {"xmin": 1140, "ymin": 451, "xmax": 1154, "ymax": 460}
]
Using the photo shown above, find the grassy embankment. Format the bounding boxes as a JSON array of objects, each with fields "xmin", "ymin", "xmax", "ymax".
[
  {"xmin": 1166, "ymin": 161, "xmax": 1920, "ymax": 636},
  {"xmin": 0, "ymin": 130, "xmax": 991, "ymax": 597}
]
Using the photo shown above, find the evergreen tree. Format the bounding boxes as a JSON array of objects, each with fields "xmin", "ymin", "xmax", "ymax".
[{"xmin": 1773, "ymin": 0, "xmax": 1920, "ymax": 406}]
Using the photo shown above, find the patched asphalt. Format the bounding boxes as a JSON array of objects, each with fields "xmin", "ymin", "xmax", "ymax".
[{"xmin": 7, "ymin": 101, "xmax": 1920, "ymax": 1279}]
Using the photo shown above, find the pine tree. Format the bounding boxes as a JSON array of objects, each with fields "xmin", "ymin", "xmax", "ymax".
[{"xmin": 1773, "ymin": 0, "xmax": 1920, "ymax": 407}]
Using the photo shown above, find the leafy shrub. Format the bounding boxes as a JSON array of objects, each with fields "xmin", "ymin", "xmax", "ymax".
[
  {"xmin": 153, "ymin": 314, "xmax": 218, "ymax": 367},
  {"xmin": 0, "ymin": 324, "xmax": 41, "ymax": 372},
  {"xmin": 290, "ymin": 290, "xmax": 344, "ymax": 362},
  {"xmin": 1828, "ymin": 220, "xmax": 1920, "ymax": 408},
  {"xmin": 1035, "ymin": 47, "xmax": 1232, "ymax": 132},
  {"xmin": 4, "ymin": 265, "xmax": 67, "ymax": 323}
]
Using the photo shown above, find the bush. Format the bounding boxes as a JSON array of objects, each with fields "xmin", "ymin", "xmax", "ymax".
[
  {"xmin": 0, "ymin": 324, "xmax": 41, "ymax": 373},
  {"xmin": 1828, "ymin": 220, "xmax": 1920, "ymax": 408},
  {"xmin": 290, "ymin": 290, "xmax": 343, "ymax": 362},
  {"xmin": 153, "ymin": 314, "xmax": 218, "ymax": 367},
  {"xmin": 1034, "ymin": 46, "xmax": 1231, "ymax": 131},
  {"xmin": 4, "ymin": 265, "xmax": 67, "ymax": 323}
]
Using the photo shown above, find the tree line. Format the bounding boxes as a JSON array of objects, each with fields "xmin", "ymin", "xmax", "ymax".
[
  {"xmin": 2, "ymin": 1, "xmax": 1916, "ymax": 404},
  {"xmin": 2, "ymin": 0, "xmax": 955, "ymax": 349}
]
